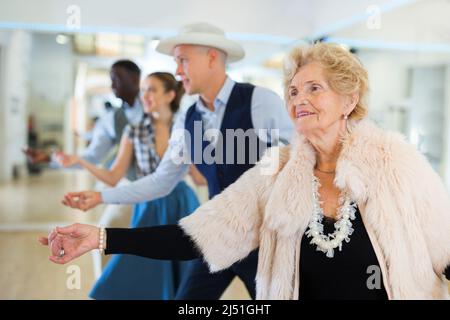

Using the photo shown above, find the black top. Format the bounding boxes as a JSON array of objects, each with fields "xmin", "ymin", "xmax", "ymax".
[
  {"xmin": 106, "ymin": 220, "xmax": 450, "ymax": 299},
  {"xmin": 299, "ymin": 207, "xmax": 388, "ymax": 300}
]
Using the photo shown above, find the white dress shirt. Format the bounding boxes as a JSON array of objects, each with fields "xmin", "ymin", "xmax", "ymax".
[{"xmin": 102, "ymin": 77, "xmax": 293, "ymax": 204}]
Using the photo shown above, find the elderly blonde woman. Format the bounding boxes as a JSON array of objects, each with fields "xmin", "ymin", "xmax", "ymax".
[{"xmin": 39, "ymin": 43, "xmax": 450, "ymax": 300}]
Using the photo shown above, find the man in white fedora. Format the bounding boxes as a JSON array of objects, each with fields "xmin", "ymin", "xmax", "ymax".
[{"xmin": 62, "ymin": 22, "xmax": 293, "ymax": 299}]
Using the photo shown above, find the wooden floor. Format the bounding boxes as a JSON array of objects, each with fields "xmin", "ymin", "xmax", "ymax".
[
  {"xmin": 0, "ymin": 231, "xmax": 96, "ymax": 299},
  {"xmin": 0, "ymin": 170, "xmax": 249, "ymax": 300}
]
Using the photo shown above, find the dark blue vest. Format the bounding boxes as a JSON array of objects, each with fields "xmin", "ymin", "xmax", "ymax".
[{"xmin": 185, "ymin": 82, "xmax": 270, "ymax": 199}]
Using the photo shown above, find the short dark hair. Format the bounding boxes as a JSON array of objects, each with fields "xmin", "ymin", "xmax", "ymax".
[{"xmin": 111, "ymin": 60, "xmax": 141, "ymax": 77}]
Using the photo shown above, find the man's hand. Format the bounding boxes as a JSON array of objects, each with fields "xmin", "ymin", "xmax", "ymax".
[
  {"xmin": 62, "ymin": 191, "xmax": 103, "ymax": 212},
  {"xmin": 22, "ymin": 147, "xmax": 51, "ymax": 164},
  {"xmin": 38, "ymin": 224, "xmax": 100, "ymax": 264},
  {"xmin": 55, "ymin": 152, "xmax": 80, "ymax": 168}
]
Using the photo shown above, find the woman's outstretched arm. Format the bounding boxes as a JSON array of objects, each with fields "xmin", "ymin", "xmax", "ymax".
[
  {"xmin": 57, "ymin": 134, "xmax": 133, "ymax": 187},
  {"xmin": 105, "ymin": 225, "xmax": 200, "ymax": 260},
  {"xmin": 38, "ymin": 223, "xmax": 200, "ymax": 264}
]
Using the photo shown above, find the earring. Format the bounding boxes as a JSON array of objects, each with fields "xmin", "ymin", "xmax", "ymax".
[{"xmin": 343, "ymin": 114, "xmax": 351, "ymax": 133}]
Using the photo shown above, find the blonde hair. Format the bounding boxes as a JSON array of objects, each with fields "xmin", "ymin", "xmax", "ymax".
[{"xmin": 284, "ymin": 42, "xmax": 368, "ymax": 120}]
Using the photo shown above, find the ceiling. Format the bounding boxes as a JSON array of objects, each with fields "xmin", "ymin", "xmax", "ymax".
[{"xmin": 1, "ymin": 0, "xmax": 449, "ymax": 66}]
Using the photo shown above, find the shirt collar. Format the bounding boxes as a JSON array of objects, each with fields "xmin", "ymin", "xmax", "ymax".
[
  {"xmin": 196, "ymin": 77, "xmax": 235, "ymax": 114},
  {"xmin": 122, "ymin": 96, "xmax": 141, "ymax": 110},
  {"xmin": 142, "ymin": 113, "xmax": 152, "ymax": 127}
]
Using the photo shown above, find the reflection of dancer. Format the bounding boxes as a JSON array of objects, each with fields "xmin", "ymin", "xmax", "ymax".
[
  {"xmin": 57, "ymin": 72, "xmax": 200, "ymax": 299},
  {"xmin": 24, "ymin": 115, "xmax": 43, "ymax": 174},
  {"xmin": 23, "ymin": 60, "xmax": 143, "ymax": 178},
  {"xmin": 58, "ymin": 22, "xmax": 293, "ymax": 300},
  {"xmin": 24, "ymin": 60, "xmax": 144, "ymax": 280},
  {"xmin": 41, "ymin": 43, "xmax": 450, "ymax": 300}
]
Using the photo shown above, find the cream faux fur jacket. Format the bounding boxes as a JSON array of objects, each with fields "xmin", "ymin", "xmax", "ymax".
[{"xmin": 180, "ymin": 119, "xmax": 450, "ymax": 300}]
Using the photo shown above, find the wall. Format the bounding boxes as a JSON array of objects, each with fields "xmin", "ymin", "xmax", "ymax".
[
  {"xmin": 358, "ymin": 49, "xmax": 450, "ymax": 185},
  {"xmin": 0, "ymin": 30, "xmax": 31, "ymax": 182},
  {"xmin": 27, "ymin": 32, "xmax": 74, "ymax": 149},
  {"xmin": 444, "ymin": 65, "xmax": 450, "ymax": 188}
]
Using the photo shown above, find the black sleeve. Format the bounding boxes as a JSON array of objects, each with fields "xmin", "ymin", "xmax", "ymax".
[
  {"xmin": 105, "ymin": 224, "xmax": 201, "ymax": 261},
  {"xmin": 445, "ymin": 265, "xmax": 450, "ymax": 280}
]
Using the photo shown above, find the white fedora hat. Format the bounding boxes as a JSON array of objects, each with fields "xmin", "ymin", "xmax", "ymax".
[{"xmin": 156, "ymin": 22, "xmax": 245, "ymax": 63}]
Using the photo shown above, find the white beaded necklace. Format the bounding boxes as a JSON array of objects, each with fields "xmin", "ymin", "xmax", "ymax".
[{"xmin": 305, "ymin": 176, "xmax": 357, "ymax": 258}]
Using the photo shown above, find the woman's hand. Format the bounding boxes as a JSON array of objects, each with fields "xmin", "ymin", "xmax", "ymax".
[
  {"xmin": 55, "ymin": 152, "xmax": 80, "ymax": 167},
  {"xmin": 62, "ymin": 191, "xmax": 103, "ymax": 211},
  {"xmin": 38, "ymin": 224, "xmax": 100, "ymax": 264}
]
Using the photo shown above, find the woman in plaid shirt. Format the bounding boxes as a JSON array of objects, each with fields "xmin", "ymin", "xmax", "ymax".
[{"xmin": 57, "ymin": 72, "xmax": 202, "ymax": 299}]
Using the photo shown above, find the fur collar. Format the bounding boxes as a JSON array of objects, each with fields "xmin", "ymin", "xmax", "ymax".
[{"xmin": 263, "ymin": 119, "xmax": 407, "ymax": 236}]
